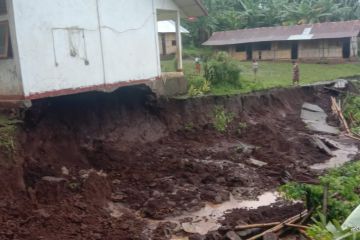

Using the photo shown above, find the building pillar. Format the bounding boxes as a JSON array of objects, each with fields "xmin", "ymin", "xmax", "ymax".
[
  {"xmin": 175, "ymin": 11, "xmax": 183, "ymax": 72},
  {"xmin": 351, "ymin": 36, "xmax": 358, "ymax": 58}
]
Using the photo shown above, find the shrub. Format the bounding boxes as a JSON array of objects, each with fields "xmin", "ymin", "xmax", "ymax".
[
  {"xmin": 344, "ymin": 95, "xmax": 360, "ymax": 134},
  {"xmin": 279, "ymin": 161, "xmax": 360, "ymax": 223},
  {"xmin": 188, "ymin": 75, "xmax": 211, "ymax": 97},
  {"xmin": 213, "ymin": 106, "xmax": 234, "ymax": 133},
  {"xmin": 204, "ymin": 52, "xmax": 241, "ymax": 86}
]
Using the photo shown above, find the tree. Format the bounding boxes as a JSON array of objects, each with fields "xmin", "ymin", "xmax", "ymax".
[{"xmin": 184, "ymin": 0, "xmax": 360, "ymax": 46}]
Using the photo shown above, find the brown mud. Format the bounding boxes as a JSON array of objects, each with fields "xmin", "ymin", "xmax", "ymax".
[{"xmin": 0, "ymin": 84, "xmax": 356, "ymax": 239}]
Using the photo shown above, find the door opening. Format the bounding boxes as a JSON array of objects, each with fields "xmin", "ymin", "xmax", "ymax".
[
  {"xmin": 342, "ymin": 38, "xmax": 350, "ymax": 58},
  {"xmin": 291, "ymin": 42, "xmax": 298, "ymax": 60},
  {"xmin": 246, "ymin": 44, "xmax": 253, "ymax": 60}
]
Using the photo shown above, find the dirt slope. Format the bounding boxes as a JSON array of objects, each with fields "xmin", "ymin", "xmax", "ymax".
[{"xmin": 0, "ymin": 85, "xmax": 339, "ymax": 239}]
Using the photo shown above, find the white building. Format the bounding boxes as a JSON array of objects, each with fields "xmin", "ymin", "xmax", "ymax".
[
  {"xmin": 158, "ymin": 20, "xmax": 189, "ymax": 56},
  {"xmin": 0, "ymin": 0, "xmax": 206, "ymax": 106}
]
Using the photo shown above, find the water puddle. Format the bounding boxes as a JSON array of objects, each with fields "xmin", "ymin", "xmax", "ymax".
[
  {"xmin": 310, "ymin": 136, "xmax": 358, "ymax": 170},
  {"xmin": 168, "ymin": 192, "xmax": 279, "ymax": 235},
  {"xmin": 300, "ymin": 103, "xmax": 358, "ymax": 170}
]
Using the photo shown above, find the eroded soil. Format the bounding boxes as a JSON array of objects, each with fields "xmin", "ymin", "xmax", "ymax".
[{"xmin": 0, "ymin": 85, "xmax": 356, "ymax": 239}]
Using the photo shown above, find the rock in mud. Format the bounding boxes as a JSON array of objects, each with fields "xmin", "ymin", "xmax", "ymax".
[
  {"xmin": 225, "ymin": 231, "xmax": 242, "ymax": 240},
  {"xmin": 236, "ymin": 143, "xmax": 256, "ymax": 155},
  {"xmin": 247, "ymin": 158, "xmax": 268, "ymax": 167},
  {"xmin": 237, "ymin": 228, "xmax": 262, "ymax": 238},
  {"xmin": 263, "ymin": 232, "xmax": 278, "ymax": 240},
  {"xmin": 302, "ymin": 103, "xmax": 325, "ymax": 113},
  {"xmin": 311, "ymin": 136, "xmax": 334, "ymax": 156},
  {"xmin": 35, "ymin": 176, "xmax": 68, "ymax": 204},
  {"xmin": 189, "ymin": 234, "xmax": 206, "ymax": 240}
]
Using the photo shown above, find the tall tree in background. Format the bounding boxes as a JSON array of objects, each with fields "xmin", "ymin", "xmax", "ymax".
[{"xmin": 183, "ymin": 0, "xmax": 360, "ymax": 46}]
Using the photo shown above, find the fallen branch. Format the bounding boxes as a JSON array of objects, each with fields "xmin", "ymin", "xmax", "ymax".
[
  {"xmin": 235, "ymin": 222, "xmax": 280, "ymax": 230},
  {"xmin": 247, "ymin": 210, "xmax": 308, "ymax": 240},
  {"xmin": 299, "ymin": 207, "xmax": 315, "ymax": 225},
  {"xmin": 331, "ymin": 97, "xmax": 350, "ymax": 134},
  {"xmin": 284, "ymin": 223, "xmax": 309, "ymax": 229}
]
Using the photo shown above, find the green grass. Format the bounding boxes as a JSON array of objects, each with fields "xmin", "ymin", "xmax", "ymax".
[
  {"xmin": 280, "ymin": 160, "xmax": 360, "ymax": 225},
  {"xmin": 161, "ymin": 58, "xmax": 360, "ymax": 96}
]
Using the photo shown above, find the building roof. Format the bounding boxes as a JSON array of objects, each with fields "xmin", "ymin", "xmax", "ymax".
[
  {"xmin": 158, "ymin": 20, "xmax": 189, "ymax": 33},
  {"xmin": 175, "ymin": 0, "xmax": 207, "ymax": 17},
  {"xmin": 203, "ymin": 20, "xmax": 360, "ymax": 46}
]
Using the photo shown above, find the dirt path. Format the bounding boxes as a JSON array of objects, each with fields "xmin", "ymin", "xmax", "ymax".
[{"xmin": 0, "ymin": 85, "xmax": 358, "ymax": 239}]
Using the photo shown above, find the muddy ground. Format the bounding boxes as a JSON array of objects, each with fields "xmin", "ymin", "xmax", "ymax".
[{"xmin": 0, "ymin": 84, "xmax": 356, "ymax": 239}]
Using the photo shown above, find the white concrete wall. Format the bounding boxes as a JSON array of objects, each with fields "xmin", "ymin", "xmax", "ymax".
[
  {"xmin": 0, "ymin": 0, "xmax": 23, "ymax": 99},
  {"xmin": 12, "ymin": 0, "xmax": 180, "ymax": 98},
  {"xmin": 98, "ymin": 0, "xmax": 160, "ymax": 84}
]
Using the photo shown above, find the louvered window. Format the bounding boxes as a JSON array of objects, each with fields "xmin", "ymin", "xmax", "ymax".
[
  {"xmin": 0, "ymin": 0, "xmax": 6, "ymax": 15},
  {"xmin": 0, "ymin": 21, "xmax": 10, "ymax": 58}
]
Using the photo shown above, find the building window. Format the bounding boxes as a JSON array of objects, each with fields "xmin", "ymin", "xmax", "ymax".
[
  {"xmin": 253, "ymin": 42, "xmax": 271, "ymax": 51},
  {"xmin": 0, "ymin": 0, "xmax": 6, "ymax": 15},
  {"xmin": 0, "ymin": 21, "xmax": 10, "ymax": 58},
  {"xmin": 172, "ymin": 40, "xmax": 176, "ymax": 46},
  {"xmin": 236, "ymin": 44, "xmax": 246, "ymax": 52}
]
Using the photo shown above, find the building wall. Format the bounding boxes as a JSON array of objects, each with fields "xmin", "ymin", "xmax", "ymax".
[
  {"xmin": 227, "ymin": 38, "xmax": 353, "ymax": 61},
  {"xmin": 229, "ymin": 42, "xmax": 291, "ymax": 61},
  {"xmin": 0, "ymin": 0, "xmax": 23, "ymax": 101},
  {"xmin": 159, "ymin": 33, "xmax": 177, "ymax": 55},
  {"xmin": 298, "ymin": 39, "xmax": 343, "ymax": 59},
  {"xmin": 12, "ymin": 0, "xmax": 179, "ymax": 99}
]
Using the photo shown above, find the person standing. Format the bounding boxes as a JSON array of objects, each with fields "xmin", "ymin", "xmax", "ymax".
[
  {"xmin": 252, "ymin": 59, "xmax": 259, "ymax": 81},
  {"xmin": 292, "ymin": 61, "xmax": 300, "ymax": 85},
  {"xmin": 195, "ymin": 57, "xmax": 201, "ymax": 75}
]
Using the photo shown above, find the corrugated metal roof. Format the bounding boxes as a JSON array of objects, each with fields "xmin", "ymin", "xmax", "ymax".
[
  {"xmin": 203, "ymin": 20, "xmax": 360, "ymax": 46},
  {"xmin": 174, "ymin": 0, "xmax": 208, "ymax": 17},
  {"xmin": 158, "ymin": 20, "xmax": 189, "ymax": 33}
]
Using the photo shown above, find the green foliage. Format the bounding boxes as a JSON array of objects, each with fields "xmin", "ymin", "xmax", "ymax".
[
  {"xmin": 188, "ymin": 75, "xmax": 211, "ymax": 97},
  {"xmin": 236, "ymin": 122, "xmax": 248, "ymax": 135},
  {"xmin": 213, "ymin": 106, "xmax": 234, "ymax": 132},
  {"xmin": 280, "ymin": 161, "xmax": 360, "ymax": 223},
  {"xmin": 307, "ymin": 214, "xmax": 357, "ymax": 240},
  {"xmin": 163, "ymin": 60, "xmax": 360, "ymax": 97},
  {"xmin": 204, "ymin": 52, "xmax": 241, "ymax": 86},
  {"xmin": 183, "ymin": 47, "xmax": 213, "ymax": 60},
  {"xmin": 184, "ymin": 0, "xmax": 360, "ymax": 46},
  {"xmin": 344, "ymin": 95, "xmax": 360, "ymax": 135}
]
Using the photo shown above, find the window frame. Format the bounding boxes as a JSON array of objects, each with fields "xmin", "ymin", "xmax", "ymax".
[
  {"xmin": 0, "ymin": 0, "xmax": 7, "ymax": 16},
  {"xmin": 0, "ymin": 20, "xmax": 9, "ymax": 59}
]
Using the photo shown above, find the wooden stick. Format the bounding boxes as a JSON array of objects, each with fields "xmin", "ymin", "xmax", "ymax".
[
  {"xmin": 284, "ymin": 223, "xmax": 309, "ymax": 229},
  {"xmin": 247, "ymin": 210, "xmax": 308, "ymax": 240},
  {"xmin": 331, "ymin": 97, "xmax": 351, "ymax": 134},
  {"xmin": 235, "ymin": 222, "xmax": 280, "ymax": 230},
  {"xmin": 300, "ymin": 207, "xmax": 315, "ymax": 225}
]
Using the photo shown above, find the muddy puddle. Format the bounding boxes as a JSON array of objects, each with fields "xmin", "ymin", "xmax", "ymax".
[
  {"xmin": 301, "ymin": 102, "xmax": 359, "ymax": 170},
  {"xmin": 310, "ymin": 136, "xmax": 358, "ymax": 170},
  {"xmin": 168, "ymin": 192, "xmax": 279, "ymax": 235}
]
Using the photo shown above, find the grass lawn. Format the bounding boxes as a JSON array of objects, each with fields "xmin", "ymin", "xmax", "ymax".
[{"xmin": 161, "ymin": 58, "xmax": 360, "ymax": 96}]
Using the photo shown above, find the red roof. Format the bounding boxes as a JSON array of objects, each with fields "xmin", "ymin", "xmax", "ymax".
[{"xmin": 203, "ymin": 20, "xmax": 360, "ymax": 46}]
